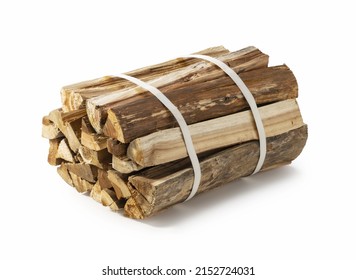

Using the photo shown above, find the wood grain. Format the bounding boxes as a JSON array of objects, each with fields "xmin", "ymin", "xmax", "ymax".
[
  {"xmin": 128, "ymin": 99, "xmax": 304, "ymax": 167},
  {"xmin": 126, "ymin": 125, "xmax": 308, "ymax": 218}
]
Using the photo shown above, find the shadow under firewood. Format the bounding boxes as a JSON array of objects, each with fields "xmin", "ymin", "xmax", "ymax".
[{"xmin": 140, "ymin": 165, "xmax": 301, "ymax": 227}]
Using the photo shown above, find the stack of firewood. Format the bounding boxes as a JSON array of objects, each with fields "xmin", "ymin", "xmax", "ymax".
[{"xmin": 42, "ymin": 46, "xmax": 307, "ymax": 219}]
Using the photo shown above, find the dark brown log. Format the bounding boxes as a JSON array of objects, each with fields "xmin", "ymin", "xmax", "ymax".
[
  {"xmin": 126, "ymin": 125, "xmax": 308, "ymax": 218},
  {"xmin": 107, "ymin": 138, "xmax": 128, "ymax": 157},
  {"xmin": 61, "ymin": 46, "xmax": 229, "ymax": 112},
  {"xmin": 105, "ymin": 65, "xmax": 297, "ymax": 143},
  {"xmin": 88, "ymin": 47, "xmax": 269, "ymax": 134}
]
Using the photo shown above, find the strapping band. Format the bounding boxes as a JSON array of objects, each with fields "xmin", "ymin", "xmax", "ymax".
[
  {"xmin": 183, "ymin": 54, "xmax": 267, "ymax": 174},
  {"xmin": 114, "ymin": 73, "xmax": 201, "ymax": 201}
]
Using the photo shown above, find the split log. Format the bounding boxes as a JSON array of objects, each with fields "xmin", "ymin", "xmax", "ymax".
[
  {"xmin": 107, "ymin": 138, "xmax": 127, "ymax": 157},
  {"xmin": 65, "ymin": 163, "xmax": 98, "ymax": 183},
  {"xmin": 101, "ymin": 188, "xmax": 125, "ymax": 211},
  {"xmin": 56, "ymin": 139, "xmax": 75, "ymax": 163},
  {"xmin": 90, "ymin": 182, "xmax": 103, "ymax": 203},
  {"xmin": 97, "ymin": 169, "xmax": 113, "ymax": 190},
  {"xmin": 128, "ymin": 99, "xmax": 304, "ymax": 167},
  {"xmin": 69, "ymin": 172, "xmax": 94, "ymax": 193},
  {"xmin": 61, "ymin": 46, "xmax": 229, "ymax": 112},
  {"xmin": 88, "ymin": 47, "xmax": 269, "ymax": 133},
  {"xmin": 48, "ymin": 109, "xmax": 85, "ymax": 152},
  {"xmin": 90, "ymin": 172, "xmax": 114, "ymax": 203},
  {"xmin": 78, "ymin": 146, "xmax": 111, "ymax": 169},
  {"xmin": 57, "ymin": 163, "xmax": 73, "ymax": 187},
  {"xmin": 124, "ymin": 197, "xmax": 144, "ymax": 219},
  {"xmin": 112, "ymin": 155, "xmax": 144, "ymax": 174},
  {"xmin": 48, "ymin": 138, "xmax": 64, "ymax": 166},
  {"xmin": 126, "ymin": 125, "xmax": 308, "ymax": 218},
  {"xmin": 104, "ymin": 65, "xmax": 296, "ymax": 143},
  {"xmin": 107, "ymin": 170, "xmax": 131, "ymax": 199},
  {"xmin": 81, "ymin": 117, "xmax": 107, "ymax": 151},
  {"xmin": 42, "ymin": 116, "xmax": 63, "ymax": 139}
]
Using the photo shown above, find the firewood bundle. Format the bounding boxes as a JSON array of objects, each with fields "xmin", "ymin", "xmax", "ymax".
[{"xmin": 42, "ymin": 46, "xmax": 307, "ymax": 219}]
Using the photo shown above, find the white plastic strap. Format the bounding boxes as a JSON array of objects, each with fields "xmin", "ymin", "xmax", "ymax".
[
  {"xmin": 115, "ymin": 73, "xmax": 201, "ymax": 201},
  {"xmin": 183, "ymin": 54, "xmax": 267, "ymax": 174}
]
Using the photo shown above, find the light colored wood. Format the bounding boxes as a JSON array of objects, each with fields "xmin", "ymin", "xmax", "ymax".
[
  {"xmin": 56, "ymin": 139, "xmax": 75, "ymax": 163},
  {"xmin": 65, "ymin": 163, "xmax": 98, "ymax": 183},
  {"xmin": 107, "ymin": 170, "xmax": 131, "ymax": 199},
  {"xmin": 69, "ymin": 172, "xmax": 94, "ymax": 193},
  {"xmin": 61, "ymin": 46, "xmax": 229, "ymax": 112},
  {"xmin": 124, "ymin": 197, "xmax": 144, "ymax": 219},
  {"xmin": 48, "ymin": 138, "xmax": 63, "ymax": 166},
  {"xmin": 48, "ymin": 109, "xmax": 84, "ymax": 152},
  {"xmin": 78, "ymin": 146, "xmax": 111, "ymax": 169},
  {"xmin": 101, "ymin": 188, "xmax": 121, "ymax": 211},
  {"xmin": 87, "ymin": 47, "xmax": 268, "ymax": 133},
  {"xmin": 81, "ymin": 117, "xmax": 108, "ymax": 151},
  {"xmin": 126, "ymin": 125, "xmax": 308, "ymax": 218},
  {"xmin": 57, "ymin": 163, "xmax": 73, "ymax": 187},
  {"xmin": 42, "ymin": 116, "xmax": 63, "ymax": 139},
  {"xmin": 90, "ymin": 182, "xmax": 102, "ymax": 203},
  {"xmin": 128, "ymin": 99, "xmax": 304, "ymax": 167},
  {"xmin": 81, "ymin": 131, "xmax": 108, "ymax": 151},
  {"xmin": 112, "ymin": 155, "xmax": 144, "ymax": 174}
]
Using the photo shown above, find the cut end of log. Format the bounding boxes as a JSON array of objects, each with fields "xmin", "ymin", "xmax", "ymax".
[
  {"xmin": 86, "ymin": 101, "xmax": 103, "ymax": 134},
  {"xmin": 104, "ymin": 109, "xmax": 125, "ymax": 142},
  {"xmin": 127, "ymin": 139, "xmax": 145, "ymax": 166},
  {"xmin": 124, "ymin": 198, "xmax": 144, "ymax": 219},
  {"xmin": 112, "ymin": 155, "xmax": 144, "ymax": 174}
]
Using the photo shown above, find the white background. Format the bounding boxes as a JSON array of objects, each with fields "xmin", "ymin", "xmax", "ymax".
[{"xmin": 0, "ymin": 0, "xmax": 355, "ymax": 279}]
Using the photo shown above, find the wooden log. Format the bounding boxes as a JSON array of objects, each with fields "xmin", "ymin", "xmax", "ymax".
[
  {"xmin": 128, "ymin": 99, "xmax": 304, "ymax": 167},
  {"xmin": 42, "ymin": 116, "xmax": 63, "ymax": 139},
  {"xmin": 107, "ymin": 170, "xmax": 131, "ymax": 199},
  {"xmin": 48, "ymin": 138, "xmax": 64, "ymax": 166},
  {"xmin": 56, "ymin": 139, "xmax": 75, "ymax": 163},
  {"xmin": 81, "ymin": 118, "xmax": 107, "ymax": 151},
  {"xmin": 61, "ymin": 46, "xmax": 229, "ymax": 112},
  {"xmin": 101, "ymin": 188, "xmax": 125, "ymax": 211},
  {"xmin": 112, "ymin": 155, "xmax": 144, "ymax": 174},
  {"xmin": 65, "ymin": 163, "xmax": 98, "ymax": 183},
  {"xmin": 97, "ymin": 169, "xmax": 113, "ymax": 190},
  {"xmin": 107, "ymin": 138, "xmax": 127, "ymax": 157},
  {"xmin": 126, "ymin": 125, "xmax": 308, "ymax": 218},
  {"xmin": 90, "ymin": 182, "xmax": 103, "ymax": 203},
  {"xmin": 78, "ymin": 146, "xmax": 111, "ymax": 169},
  {"xmin": 124, "ymin": 197, "xmax": 144, "ymax": 219},
  {"xmin": 104, "ymin": 64, "xmax": 296, "ymax": 143},
  {"xmin": 88, "ymin": 47, "xmax": 269, "ymax": 133},
  {"xmin": 57, "ymin": 163, "xmax": 74, "ymax": 187},
  {"xmin": 90, "ymin": 172, "xmax": 114, "ymax": 203},
  {"xmin": 69, "ymin": 172, "xmax": 94, "ymax": 193},
  {"xmin": 48, "ymin": 109, "xmax": 85, "ymax": 152}
]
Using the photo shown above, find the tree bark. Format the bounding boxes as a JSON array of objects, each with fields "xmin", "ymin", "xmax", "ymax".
[
  {"xmin": 128, "ymin": 99, "xmax": 304, "ymax": 167},
  {"xmin": 87, "ymin": 47, "xmax": 269, "ymax": 133},
  {"xmin": 126, "ymin": 125, "xmax": 308, "ymax": 218}
]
